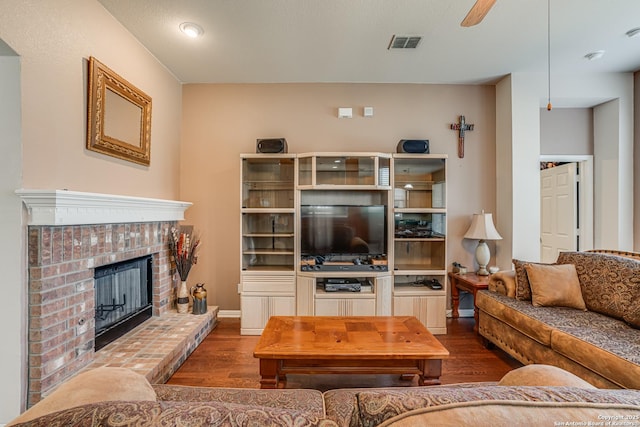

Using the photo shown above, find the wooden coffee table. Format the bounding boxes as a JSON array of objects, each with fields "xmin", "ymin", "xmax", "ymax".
[{"xmin": 253, "ymin": 316, "xmax": 449, "ymax": 389}]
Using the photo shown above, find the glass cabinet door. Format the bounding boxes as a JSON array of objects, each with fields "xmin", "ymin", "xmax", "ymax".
[
  {"xmin": 242, "ymin": 212, "xmax": 295, "ymax": 271},
  {"xmin": 242, "ymin": 157, "xmax": 295, "ymax": 209},
  {"xmin": 316, "ymin": 156, "xmax": 375, "ymax": 185},
  {"xmin": 297, "ymin": 154, "xmax": 391, "ymax": 187},
  {"xmin": 393, "ymin": 158, "xmax": 446, "ymax": 209},
  {"xmin": 298, "ymin": 156, "xmax": 312, "ymax": 186},
  {"xmin": 241, "ymin": 155, "xmax": 296, "ymax": 271},
  {"xmin": 391, "ymin": 154, "xmax": 448, "ymax": 333}
]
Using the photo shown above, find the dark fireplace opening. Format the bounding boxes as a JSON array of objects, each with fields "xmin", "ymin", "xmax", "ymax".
[{"xmin": 94, "ymin": 255, "xmax": 153, "ymax": 351}]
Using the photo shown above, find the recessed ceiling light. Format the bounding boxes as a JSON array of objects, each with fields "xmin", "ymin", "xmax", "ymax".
[
  {"xmin": 584, "ymin": 50, "xmax": 605, "ymax": 61},
  {"xmin": 179, "ymin": 22, "xmax": 204, "ymax": 38},
  {"xmin": 626, "ymin": 27, "xmax": 640, "ymax": 38}
]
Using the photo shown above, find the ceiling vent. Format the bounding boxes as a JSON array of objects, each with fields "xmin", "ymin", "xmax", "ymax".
[{"xmin": 388, "ymin": 35, "xmax": 422, "ymax": 50}]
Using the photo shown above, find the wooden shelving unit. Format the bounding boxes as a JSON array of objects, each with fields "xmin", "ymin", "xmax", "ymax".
[{"xmin": 239, "ymin": 152, "xmax": 448, "ymax": 335}]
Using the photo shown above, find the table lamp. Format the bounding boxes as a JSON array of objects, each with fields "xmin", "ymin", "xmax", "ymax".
[{"xmin": 463, "ymin": 211, "xmax": 502, "ymax": 276}]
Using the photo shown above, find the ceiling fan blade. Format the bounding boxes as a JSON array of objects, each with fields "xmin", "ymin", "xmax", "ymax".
[{"xmin": 461, "ymin": 0, "xmax": 497, "ymax": 27}]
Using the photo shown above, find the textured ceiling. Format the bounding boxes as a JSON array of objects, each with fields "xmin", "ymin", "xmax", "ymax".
[{"xmin": 97, "ymin": 0, "xmax": 640, "ymax": 87}]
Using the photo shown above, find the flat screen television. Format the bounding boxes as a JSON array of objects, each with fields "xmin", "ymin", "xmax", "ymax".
[{"xmin": 300, "ymin": 205, "xmax": 386, "ymax": 258}]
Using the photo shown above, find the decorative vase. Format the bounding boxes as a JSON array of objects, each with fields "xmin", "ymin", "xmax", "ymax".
[
  {"xmin": 177, "ymin": 280, "xmax": 189, "ymax": 314},
  {"xmin": 190, "ymin": 283, "xmax": 208, "ymax": 315}
]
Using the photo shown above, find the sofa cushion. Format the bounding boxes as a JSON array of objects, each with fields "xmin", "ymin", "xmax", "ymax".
[
  {"xmin": 497, "ymin": 364, "xmax": 595, "ymax": 388},
  {"xmin": 355, "ymin": 386, "xmax": 640, "ymax": 427},
  {"xmin": 376, "ymin": 401, "xmax": 640, "ymax": 427},
  {"xmin": 525, "ymin": 263, "xmax": 586, "ymax": 310},
  {"xmin": 551, "ymin": 327, "xmax": 640, "ymax": 389},
  {"xmin": 8, "ymin": 367, "xmax": 156, "ymax": 426},
  {"xmin": 10, "ymin": 401, "xmax": 163, "ymax": 427},
  {"xmin": 153, "ymin": 385, "xmax": 325, "ymax": 417},
  {"xmin": 476, "ymin": 291, "xmax": 554, "ymax": 346},
  {"xmin": 556, "ymin": 251, "xmax": 640, "ymax": 322},
  {"xmin": 323, "ymin": 383, "xmax": 496, "ymax": 427},
  {"xmin": 477, "ymin": 291, "xmax": 631, "ymax": 346},
  {"xmin": 10, "ymin": 400, "xmax": 339, "ymax": 427}
]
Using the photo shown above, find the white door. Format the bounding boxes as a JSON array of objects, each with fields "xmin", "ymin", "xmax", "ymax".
[{"xmin": 540, "ymin": 163, "xmax": 578, "ymax": 263}]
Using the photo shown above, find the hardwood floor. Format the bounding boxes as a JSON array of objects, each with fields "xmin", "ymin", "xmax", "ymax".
[{"xmin": 167, "ymin": 317, "xmax": 522, "ymax": 391}]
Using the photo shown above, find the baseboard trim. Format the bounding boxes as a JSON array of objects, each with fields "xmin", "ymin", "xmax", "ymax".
[
  {"xmin": 226, "ymin": 309, "xmax": 472, "ymax": 319},
  {"xmin": 218, "ymin": 310, "xmax": 241, "ymax": 318},
  {"xmin": 446, "ymin": 309, "xmax": 474, "ymax": 318}
]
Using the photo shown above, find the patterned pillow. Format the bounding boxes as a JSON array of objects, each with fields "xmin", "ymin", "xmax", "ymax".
[
  {"xmin": 556, "ymin": 252, "xmax": 640, "ymax": 322},
  {"xmin": 9, "ymin": 367, "xmax": 157, "ymax": 425},
  {"xmin": 625, "ymin": 298, "xmax": 640, "ymax": 329},
  {"xmin": 355, "ymin": 386, "xmax": 640, "ymax": 427},
  {"xmin": 512, "ymin": 259, "xmax": 555, "ymax": 301}
]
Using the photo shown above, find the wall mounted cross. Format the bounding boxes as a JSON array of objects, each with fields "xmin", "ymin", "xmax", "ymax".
[{"xmin": 450, "ymin": 115, "xmax": 474, "ymax": 158}]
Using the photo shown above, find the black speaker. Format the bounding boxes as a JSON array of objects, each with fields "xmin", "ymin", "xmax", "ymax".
[
  {"xmin": 256, "ymin": 138, "xmax": 288, "ymax": 154},
  {"xmin": 397, "ymin": 139, "xmax": 429, "ymax": 153}
]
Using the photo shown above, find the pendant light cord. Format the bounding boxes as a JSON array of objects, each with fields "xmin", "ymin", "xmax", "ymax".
[{"xmin": 547, "ymin": 0, "xmax": 552, "ymax": 111}]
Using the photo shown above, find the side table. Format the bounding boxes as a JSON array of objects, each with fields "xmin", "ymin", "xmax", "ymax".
[{"xmin": 449, "ymin": 272, "xmax": 490, "ymax": 333}]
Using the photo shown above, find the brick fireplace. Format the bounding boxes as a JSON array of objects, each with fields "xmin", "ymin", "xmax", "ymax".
[{"xmin": 18, "ymin": 190, "xmax": 193, "ymax": 406}]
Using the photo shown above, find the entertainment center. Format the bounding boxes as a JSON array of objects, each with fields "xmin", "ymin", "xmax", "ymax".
[{"xmin": 239, "ymin": 152, "xmax": 447, "ymax": 335}]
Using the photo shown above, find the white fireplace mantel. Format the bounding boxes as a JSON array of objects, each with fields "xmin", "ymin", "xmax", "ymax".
[{"xmin": 16, "ymin": 189, "xmax": 192, "ymax": 226}]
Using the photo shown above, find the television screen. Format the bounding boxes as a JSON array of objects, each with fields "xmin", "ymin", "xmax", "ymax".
[{"xmin": 300, "ymin": 205, "xmax": 386, "ymax": 257}]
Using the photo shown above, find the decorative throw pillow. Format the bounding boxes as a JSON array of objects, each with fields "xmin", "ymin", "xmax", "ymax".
[
  {"xmin": 498, "ymin": 364, "xmax": 595, "ymax": 388},
  {"xmin": 524, "ymin": 263, "xmax": 587, "ymax": 310},
  {"xmin": 512, "ymin": 259, "xmax": 533, "ymax": 301},
  {"xmin": 9, "ymin": 367, "xmax": 157, "ymax": 425},
  {"xmin": 557, "ymin": 251, "xmax": 640, "ymax": 322},
  {"xmin": 624, "ymin": 297, "xmax": 640, "ymax": 329},
  {"xmin": 512, "ymin": 259, "xmax": 554, "ymax": 301}
]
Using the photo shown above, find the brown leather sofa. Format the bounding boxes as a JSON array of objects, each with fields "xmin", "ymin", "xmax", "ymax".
[
  {"xmin": 477, "ymin": 250, "xmax": 640, "ymax": 389},
  {"xmin": 9, "ymin": 365, "xmax": 640, "ymax": 426}
]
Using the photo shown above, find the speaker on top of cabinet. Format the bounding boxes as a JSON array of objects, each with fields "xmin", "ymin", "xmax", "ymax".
[
  {"xmin": 397, "ymin": 139, "xmax": 429, "ymax": 153},
  {"xmin": 256, "ymin": 138, "xmax": 288, "ymax": 154}
]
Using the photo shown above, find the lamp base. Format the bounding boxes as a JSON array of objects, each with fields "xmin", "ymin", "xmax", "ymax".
[
  {"xmin": 476, "ymin": 267, "xmax": 490, "ymax": 276},
  {"xmin": 475, "ymin": 240, "xmax": 491, "ymax": 276}
]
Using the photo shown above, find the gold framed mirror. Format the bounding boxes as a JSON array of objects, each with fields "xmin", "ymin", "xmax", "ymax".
[{"xmin": 87, "ymin": 56, "xmax": 152, "ymax": 166}]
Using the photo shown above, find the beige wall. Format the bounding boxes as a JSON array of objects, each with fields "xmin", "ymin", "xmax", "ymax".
[
  {"xmin": 0, "ymin": 0, "xmax": 182, "ymax": 199},
  {"xmin": 540, "ymin": 108, "xmax": 593, "ymax": 156},
  {"xmin": 181, "ymin": 83, "xmax": 497, "ymax": 310},
  {"xmin": 0, "ymin": 0, "xmax": 182, "ymax": 421}
]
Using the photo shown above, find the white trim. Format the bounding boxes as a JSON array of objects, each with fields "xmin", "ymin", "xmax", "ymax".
[
  {"xmin": 15, "ymin": 189, "xmax": 192, "ymax": 226},
  {"xmin": 539, "ymin": 154, "xmax": 593, "ymax": 163},
  {"xmin": 218, "ymin": 310, "xmax": 241, "ymax": 318}
]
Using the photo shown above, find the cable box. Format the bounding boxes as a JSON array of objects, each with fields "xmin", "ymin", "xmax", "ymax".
[
  {"xmin": 324, "ymin": 281, "xmax": 362, "ymax": 292},
  {"xmin": 326, "ymin": 278, "xmax": 360, "ymax": 284}
]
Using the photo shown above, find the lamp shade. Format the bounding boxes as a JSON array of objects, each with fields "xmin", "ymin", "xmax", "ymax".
[{"xmin": 464, "ymin": 212, "xmax": 502, "ymax": 241}]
